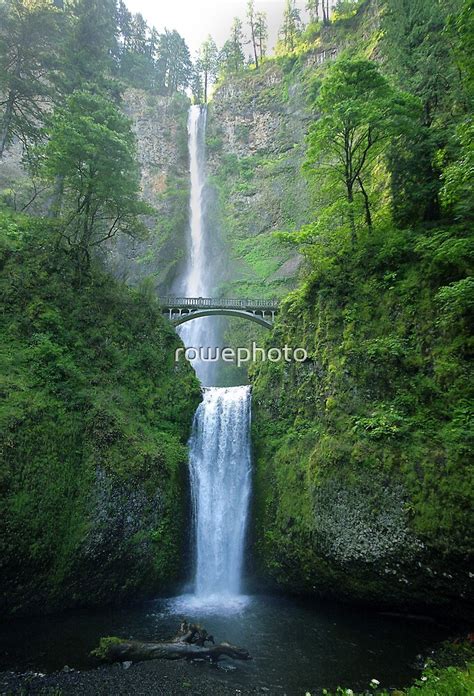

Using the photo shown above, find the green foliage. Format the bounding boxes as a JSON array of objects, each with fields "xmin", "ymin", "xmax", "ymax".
[
  {"xmin": 305, "ymin": 57, "xmax": 417, "ymax": 244},
  {"xmin": 321, "ymin": 663, "xmax": 474, "ymax": 695},
  {"xmin": 278, "ymin": 0, "xmax": 303, "ymax": 53},
  {"xmin": 219, "ymin": 17, "xmax": 246, "ymax": 77},
  {"xmin": 251, "ymin": 220, "xmax": 473, "ymax": 606},
  {"xmin": 0, "ymin": 0, "xmax": 194, "ymax": 162},
  {"xmin": 382, "ymin": 0, "xmax": 467, "ymax": 224},
  {"xmin": 0, "ymin": 0, "xmax": 63, "ymax": 157},
  {"xmin": 40, "ymin": 90, "xmax": 150, "ymax": 264},
  {"xmin": 197, "ymin": 35, "xmax": 219, "ymax": 103},
  {"xmin": 0, "ymin": 215, "xmax": 201, "ymax": 615},
  {"xmin": 90, "ymin": 636, "xmax": 122, "ymax": 661},
  {"xmin": 440, "ymin": 120, "xmax": 474, "ymax": 219}
]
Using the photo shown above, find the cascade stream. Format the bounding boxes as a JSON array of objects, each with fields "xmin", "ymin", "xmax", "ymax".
[{"xmin": 177, "ymin": 105, "xmax": 252, "ymax": 602}]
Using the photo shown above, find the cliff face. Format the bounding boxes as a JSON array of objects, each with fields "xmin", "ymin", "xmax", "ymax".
[
  {"xmin": 205, "ymin": 62, "xmax": 310, "ymax": 300},
  {"xmin": 0, "ymin": 223, "xmax": 201, "ymax": 616},
  {"xmin": 250, "ymin": 224, "xmax": 473, "ymax": 617},
  {"xmin": 108, "ymin": 89, "xmax": 190, "ymax": 293}
]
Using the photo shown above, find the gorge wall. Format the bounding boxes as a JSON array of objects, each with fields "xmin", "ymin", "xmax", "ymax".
[
  {"xmin": 108, "ymin": 89, "xmax": 191, "ymax": 293},
  {"xmin": 0, "ymin": 223, "xmax": 201, "ymax": 616},
  {"xmin": 250, "ymin": 225, "xmax": 472, "ymax": 616}
]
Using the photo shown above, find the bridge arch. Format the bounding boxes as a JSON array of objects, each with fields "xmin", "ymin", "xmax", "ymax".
[
  {"xmin": 172, "ymin": 308, "xmax": 273, "ymax": 329},
  {"xmin": 160, "ymin": 297, "xmax": 279, "ymax": 329}
]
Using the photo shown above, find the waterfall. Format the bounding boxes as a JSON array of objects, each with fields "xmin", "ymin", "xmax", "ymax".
[
  {"xmin": 172, "ymin": 105, "xmax": 252, "ymax": 604},
  {"xmin": 176, "ymin": 104, "xmax": 218, "ymax": 387},
  {"xmin": 189, "ymin": 386, "xmax": 252, "ymax": 598},
  {"xmin": 183, "ymin": 105, "xmax": 207, "ymax": 299}
]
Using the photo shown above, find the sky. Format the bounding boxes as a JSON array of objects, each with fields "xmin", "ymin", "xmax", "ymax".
[{"xmin": 124, "ymin": 0, "xmax": 312, "ymax": 58}]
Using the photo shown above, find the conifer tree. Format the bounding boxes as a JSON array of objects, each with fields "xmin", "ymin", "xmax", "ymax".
[
  {"xmin": 0, "ymin": 0, "xmax": 62, "ymax": 157},
  {"xmin": 247, "ymin": 0, "xmax": 259, "ymax": 68},
  {"xmin": 279, "ymin": 0, "xmax": 302, "ymax": 52},
  {"xmin": 255, "ymin": 11, "xmax": 268, "ymax": 61},
  {"xmin": 198, "ymin": 35, "xmax": 218, "ymax": 103}
]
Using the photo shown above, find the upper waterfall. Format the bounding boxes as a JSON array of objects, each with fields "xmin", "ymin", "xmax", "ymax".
[
  {"xmin": 183, "ymin": 105, "xmax": 207, "ymax": 298},
  {"xmin": 175, "ymin": 104, "xmax": 220, "ymax": 386}
]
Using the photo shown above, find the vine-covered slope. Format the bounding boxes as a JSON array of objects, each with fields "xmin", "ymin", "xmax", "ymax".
[
  {"xmin": 0, "ymin": 215, "xmax": 201, "ymax": 616},
  {"xmin": 251, "ymin": 223, "xmax": 472, "ymax": 614}
]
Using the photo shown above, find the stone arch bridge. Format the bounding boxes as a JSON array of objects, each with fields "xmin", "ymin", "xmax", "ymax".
[{"xmin": 159, "ymin": 297, "xmax": 279, "ymax": 329}]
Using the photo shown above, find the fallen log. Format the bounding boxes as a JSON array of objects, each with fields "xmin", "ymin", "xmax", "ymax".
[{"xmin": 92, "ymin": 621, "xmax": 251, "ymax": 664}]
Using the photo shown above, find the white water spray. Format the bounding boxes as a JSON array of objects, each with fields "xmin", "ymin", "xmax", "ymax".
[
  {"xmin": 190, "ymin": 386, "xmax": 252, "ymax": 598},
  {"xmin": 173, "ymin": 106, "xmax": 252, "ymax": 605},
  {"xmin": 176, "ymin": 105, "xmax": 218, "ymax": 386}
]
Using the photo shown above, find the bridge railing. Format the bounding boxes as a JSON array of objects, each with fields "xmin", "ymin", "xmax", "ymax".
[{"xmin": 159, "ymin": 297, "xmax": 280, "ymax": 310}]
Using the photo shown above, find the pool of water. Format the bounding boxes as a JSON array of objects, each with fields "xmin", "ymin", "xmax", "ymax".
[{"xmin": 0, "ymin": 594, "xmax": 452, "ymax": 694}]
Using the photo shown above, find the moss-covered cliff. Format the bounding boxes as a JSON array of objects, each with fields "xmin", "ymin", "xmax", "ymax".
[
  {"xmin": 206, "ymin": 61, "xmax": 309, "ymax": 300},
  {"xmin": 251, "ymin": 222, "xmax": 473, "ymax": 615},
  {"xmin": 0, "ymin": 214, "xmax": 201, "ymax": 616}
]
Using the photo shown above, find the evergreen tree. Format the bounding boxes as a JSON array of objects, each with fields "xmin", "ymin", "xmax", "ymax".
[
  {"xmin": 159, "ymin": 30, "xmax": 192, "ymax": 94},
  {"xmin": 117, "ymin": 0, "xmax": 132, "ymax": 54},
  {"xmin": 198, "ymin": 35, "xmax": 218, "ymax": 103},
  {"xmin": 191, "ymin": 59, "xmax": 204, "ymax": 103},
  {"xmin": 247, "ymin": 0, "xmax": 259, "ymax": 68},
  {"xmin": 220, "ymin": 18, "xmax": 245, "ymax": 75},
  {"xmin": 255, "ymin": 11, "xmax": 268, "ymax": 61},
  {"xmin": 306, "ymin": 0, "xmax": 320, "ymax": 23},
  {"xmin": 0, "ymin": 0, "xmax": 62, "ymax": 158},
  {"xmin": 61, "ymin": 0, "xmax": 119, "ymax": 93},
  {"xmin": 321, "ymin": 0, "xmax": 331, "ymax": 24},
  {"xmin": 279, "ymin": 0, "xmax": 302, "ymax": 52}
]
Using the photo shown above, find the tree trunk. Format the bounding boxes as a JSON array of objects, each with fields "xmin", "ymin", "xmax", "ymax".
[
  {"xmin": 0, "ymin": 91, "xmax": 15, "ymax": 159},
  {"xmin": 93, "ymin": 622, "xmax": 251, "ymax": 665},
  {"xmin": 250, "ymin": 22, "xmax": 259, "ymax": 68},
  {"xmin": 357, "ymin": 175, "xmax": 372, "ymax": 232},
  {"xmin": 47, "ymin": 174, "xmax": 64, "ymax": 218},
  {"xmin": 347, "ymin": 185, "xmax": 357, "ymax": 247},
  {"xmin": 323, "ymin": 0, "xmax": 330, "ymax": 25}
]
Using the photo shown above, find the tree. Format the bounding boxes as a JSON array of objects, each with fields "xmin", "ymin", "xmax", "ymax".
[
  {"xmin": 117, "ymin": 0, "xmax": 132, "ymax": 54},
  {"xmin": 305, "ymin": 59, "xmax": 415, "ymax": 245},
  {"xmin": 40, "ymin": 91, "xmax": 150, "ymax": 267},
  {"xmin": 198, "ymin": 36, "xmax": 218, "ymax": 103},
  {"xmin": 219, "ymin": 18, "xmax": 245, "ymax": 75},
  {"xmin": 247, "ymin": 0, "xmax": 259, "ymax": 68},
  {"xmin": 129, "ymin": 12, "xmax": 147, "ymax": 54},
  {"xmin": 61, "ymin": 0, "xmax": 119, "ymax": 93},
  {"xmin": 382, "ymin": 0, "xmax": 463, "ymax": 223},
  {"xmin": 321, "ymin": 0, "xmax": 331, "ymax": 24},
  {"xmin": 255, "ymin": 12, "xmax": 268, "ymax": 61},
  {"xmin": 0, "ymin": 0, "xmax": 62, "ymax": 158},
  {"xmin": 191, "ymin": 59, "xmax": 204, "ymax": 103},
  {"xmin": 306, "ymin": 0, "xmax": 320, "ymax": 23},
  {"xmin": 279, "ymin": 0, "xmax": 302, "ymax": 52},
  {"xmin": 157, "ymin": 30, "xmax": 192, "ymax": 94}
]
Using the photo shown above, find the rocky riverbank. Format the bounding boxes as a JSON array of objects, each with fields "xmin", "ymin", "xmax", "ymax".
[{"xmin": 0, "ymin": 662, "xmax": 266, "ymax": 696}]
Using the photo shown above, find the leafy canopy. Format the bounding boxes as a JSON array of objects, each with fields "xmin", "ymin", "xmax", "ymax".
[{"xmin": 40, "ymin": 90, "xmax": 150, "ymax": 262}]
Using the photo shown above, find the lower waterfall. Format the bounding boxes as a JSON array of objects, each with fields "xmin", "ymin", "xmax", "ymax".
[{"xmin": 189, "ymin": 386, "xmax": 252, "ymax": 599}]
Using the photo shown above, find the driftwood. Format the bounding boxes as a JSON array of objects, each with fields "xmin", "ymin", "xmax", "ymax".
[{"xmin": 92, "ymin": 621, "xmax": 251, "ymax": 664}]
